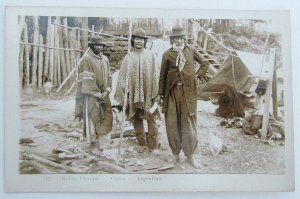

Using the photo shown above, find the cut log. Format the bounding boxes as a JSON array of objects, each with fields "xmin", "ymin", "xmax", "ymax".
[
  {"xmin": 19, "ymin": 160, "xmax": 52, "ymax": 174},
  {"xmin": 111, "ymin": 129, "xmax": 135, "ymax": 139},
  {"xmin": 94, "ymin": 160, "xmax": 129, "ymax": 173},
  {"xmin": 21, "ymin": 152, "xmax": 86, "ymax": 173}
]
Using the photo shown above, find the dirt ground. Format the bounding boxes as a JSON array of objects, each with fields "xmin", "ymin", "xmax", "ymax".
[{"xmin": 19, "ymin": 90, "xmax": 285, "ymax": 174}]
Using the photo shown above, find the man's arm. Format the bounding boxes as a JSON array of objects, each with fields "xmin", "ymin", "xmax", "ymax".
[
  {"xmin": 105, "ymin": 57, "xmax": 112, "ymax": 94},
  {"xmin": 194, "ymin": 48, "xmax": 210, "ymax": 83},
  {"xmin": 158, "ymin": 52, "xmax": 168, "ymax": 96}
]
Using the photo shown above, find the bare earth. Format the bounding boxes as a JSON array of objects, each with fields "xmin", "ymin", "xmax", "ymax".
[{"xmin": 19, "ymin": 91, "xmax": 285, "ymax": 174}]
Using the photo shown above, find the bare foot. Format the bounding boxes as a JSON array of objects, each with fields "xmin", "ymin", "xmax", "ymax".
[
  {"xmin": 168, "ymin": 154, "xmax": 180, "ymax": 164},
  {"xmin": 151, "ymin": 149, "xmax": 160, "ymax": 156},
  {"xmin": 135, "ymin": 146, "xmax": 147, "ymax": 153},
  {"xmin": 186, "ymin": 157, "xmax": 202, "ymax": 169}
]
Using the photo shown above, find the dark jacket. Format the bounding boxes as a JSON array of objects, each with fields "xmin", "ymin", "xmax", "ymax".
[{"xmin": 158, "ymin": 45, "xmax": 209, "ymax": 116}]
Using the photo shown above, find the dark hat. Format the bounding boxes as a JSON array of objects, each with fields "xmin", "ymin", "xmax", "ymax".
[
  {"xmin": 89, "ymin": 35, "xmax": 105, "ymax": 45},
  {"xmin": 170, "ymin": 25, "xmax": 187, "ymax": 37},
  {"xmin": 131, "ymin": 28, "xmax": 149, "ymax": 39}
]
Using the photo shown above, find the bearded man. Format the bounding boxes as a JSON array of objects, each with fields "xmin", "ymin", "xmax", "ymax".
[{"xmin": 159, "ymin": 25, "xmax": 210, "ymax": 168}]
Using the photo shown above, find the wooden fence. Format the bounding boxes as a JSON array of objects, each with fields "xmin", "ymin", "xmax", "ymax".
[
  {"xmin": 19, "ymin": 16, "xmax": 89, "ymax": 90},
  {"xmin": 18, "ymin": 16, "xmax": 235, "ymax": 91}
]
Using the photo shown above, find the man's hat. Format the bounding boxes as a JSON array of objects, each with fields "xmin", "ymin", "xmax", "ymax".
[
  {"xmin": 89, "ymin": 35, "xmax": 105, "ymax": 45},
  {"xmin": 170, "ymin": 25, "xmax": 187, "ymax": 37},
  {"xmin": 131, "ymin": 28, "xmax": 149, "ymax": 39}
]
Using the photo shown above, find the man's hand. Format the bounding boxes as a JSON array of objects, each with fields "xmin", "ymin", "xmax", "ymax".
[
  {"xmin": 99, "ymin": 91, "xmax": 109, "ymax": 99},
  {"xmin": 94, "ymin": 91, "xmax": 109, "ymax": 99},
  {"xmin": 198, "ymin": 70, "xmax": 211, "ymax": 83},
  {"xmin": 94, "ymin": 92, "xmax": 102, "ymax": 98},
  {"xmin": 159, "ymin": 95, "xmax": 164, "ymax": 106}
]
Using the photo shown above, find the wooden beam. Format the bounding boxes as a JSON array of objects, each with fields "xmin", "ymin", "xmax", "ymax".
[
  {"xmin": 272, "ymin": 54, "xmax": 278, "ymax": 119},
  {"xmin": 261, "ymin": 48, "xmax": 276, "ymax": 140}
]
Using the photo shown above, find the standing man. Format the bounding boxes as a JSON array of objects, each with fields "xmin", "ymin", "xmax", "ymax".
[
  {"xmin": 75, "ymin": 35, "xmax": 113, "ymax": 151},
  {"xmin": 159, "ymin": 25, "xmax": 210, "ymax": 168},
  {"xmin": 115, "ymin": 28, "xmax": 160, "ymax": 155}
]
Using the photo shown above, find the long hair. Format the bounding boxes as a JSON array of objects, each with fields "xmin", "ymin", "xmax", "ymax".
[{"xmin": 131, "ymin": 35, "xmax": 147, "ymax": 48}]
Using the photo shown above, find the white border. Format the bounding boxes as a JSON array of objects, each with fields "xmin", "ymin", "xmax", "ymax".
[{"xmin": 1, "ymin": 0, "xmax": 296, "ymax": 197}]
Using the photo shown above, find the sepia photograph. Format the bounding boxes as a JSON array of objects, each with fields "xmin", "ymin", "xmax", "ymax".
[{"xmin": 4, "ymin": 4, "xmax": 294, "ymax": 193}]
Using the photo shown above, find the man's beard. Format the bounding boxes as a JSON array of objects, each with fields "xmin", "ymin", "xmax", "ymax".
[{"xmin": 172, "ymin": 41, "xmax": 185, "ymax": 51}]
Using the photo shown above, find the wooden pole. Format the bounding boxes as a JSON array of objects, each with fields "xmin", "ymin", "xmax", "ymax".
[
  {"xmin": 19, "ymin": 39, "xmax": 25, "ymax": 89},
  {"xmin": 38, "ymin": 34, "xmax": 44, "ymax": 88},
  {"xmin": 231, "ymin": 56, "xmax": 237, "ymax": 89},
  {"xmin": 261, "ymin": 48, "xmax": 276, "ymax": 140},
  {"xmin": 82, "ymin": 17, "xmax": 89, "ymax": 51},
  {"xmin": 43, "ymin": 16, "xmax": 52, "ymax": 79},
  {"xmin": 272, "ymin": 53, "xmax": 278, "ymax": 119},
  {"xmin": 128, "ymin": 18, "xmax": 132, "ymax": 52},
  {"xmin": 68, "ymin": 28, "xmax": 77, "ymax": 78},
  {"xmin": 56, "ymin": 17, "xmax": 67, "ymax": 86},
  {"xmin": 23, "ymin": 23, "xmax": 30, "ymax": 88},
  {"xmin": 63, "ymin": 18, "xmax": 72, "ymax": 86},
  {"xmin": 18, "ymin": 16, "xmax": 25, "ymax": 38},
  {"xmin": 31, "ymin": 16, "xmax": 39, "ymax": 87},
  {"xmin": 56, "ymin": 47, "xmax": 90, "ymax": 93},
  {"xmin": 55, "ymin": 31, "xmax": 61, "ymax": 84},
  {"xmin": 19, "ymin": 16, "xmax": 25, "ymax": 89},
  {"xmin": 53, "ymin": 21, "xmax": 58, "ymax": 86},
  {"xmin": 49, "ymin": 23, "xmax": 55, "ymax": 83},
  {"xmin": 76, "ymin": 29, "xmax": 82, "ymax": 61}
]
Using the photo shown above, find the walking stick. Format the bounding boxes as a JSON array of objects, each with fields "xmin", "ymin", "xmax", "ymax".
[
  {"xmin": 84, "ymin": 96, "xmax": 91, "ymax": 144},
  {"xmin": 116, "ymin": 111, "xmax": 125, "ymax": 163}
]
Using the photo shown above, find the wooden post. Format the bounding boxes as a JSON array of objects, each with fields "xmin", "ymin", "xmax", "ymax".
[
  {"xmin": 43, "ymin": 16, "xmax": 52, "ymax": 79},
  {"xmin": 31, "ymin": 16, "xmax": 40, "ymax": 87},
  {"xmin": 82, "ymin": 17, "xmax": 89, "ymax": 51},
  {"xmin": 272, "ymin": 53, "xmax": 278, "ymax": 119},
  {"xmin": 128, "ymin": 18, "xmax": 132, "ymax": 52},
  {"xmin": 76, "ymin": 28, "xmax": 82, "ymax": 61},
  {"xmin": 55, "ymin": 30, "xmax": 61, "ymax": 84},
  {"xmin": 49, "ymin": 23, "xmax": 55, "ymax": 84},
  {"xmin": 231, "ymin": 56, "xmax": 237, "ymax": 89},
  {"xmin": 19, "ymin": 40, "xmax": 25, "ymax": 89},
  {"xmin": 38, "ymin": 34, "xmax": 44, "ymax": 88},
  {"xmin": 56, "ymin": 17, "xmax": 67, "ymax": 86},
  {"xmin": 53, "ymin": 20, "xmax": 58, "ymax": 86},
  {"xmin": 69, "ymin": 28, "xmax": 77, "ymax": 79},
  {"xmin": 203, "ymin": 28, "xmax": 212, "ymax": 50},
  {"xmin": 23, "ymin": 23, "xmax": 30, "ymax": 88},
  {"xmin": 63, "ymin": 18, "xmax": 72, "ymax": 86},
  {"xmin": 56, "ymin": 47, "xmax": 89, "ymax": 93},
  {"xmin": 261, "ymin": 48, "xmax": 276, "ymax": 140},
  {"xmin": 19, "ymin": 16, "xmax": 25, "ymax": 89}
]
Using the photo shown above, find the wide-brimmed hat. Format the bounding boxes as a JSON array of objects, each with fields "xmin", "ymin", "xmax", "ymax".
[
  {"xmin": 131, "ymin": 28, "xmax": 149, "ymax": 39},
  {"xmin": 170, "ymin": 25, "xmax": 187, "ymax": 37},
  {"xmin": 89, "ymin": 35, "xmax": 106, "ymax": 45}
]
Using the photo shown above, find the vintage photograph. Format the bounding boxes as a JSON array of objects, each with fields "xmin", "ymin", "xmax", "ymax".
[{"xmin": 4, "ymin": 6, "xmax": 294, "ymax": 192}]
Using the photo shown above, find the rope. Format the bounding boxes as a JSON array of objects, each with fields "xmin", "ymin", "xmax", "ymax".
[
  {"xmin": 51, "ymin": 22, "xmax": 128, "ymax": 40},
  {"xmin": 20, "ymin": 42, "xmax": 83, "ymax": 52}
]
